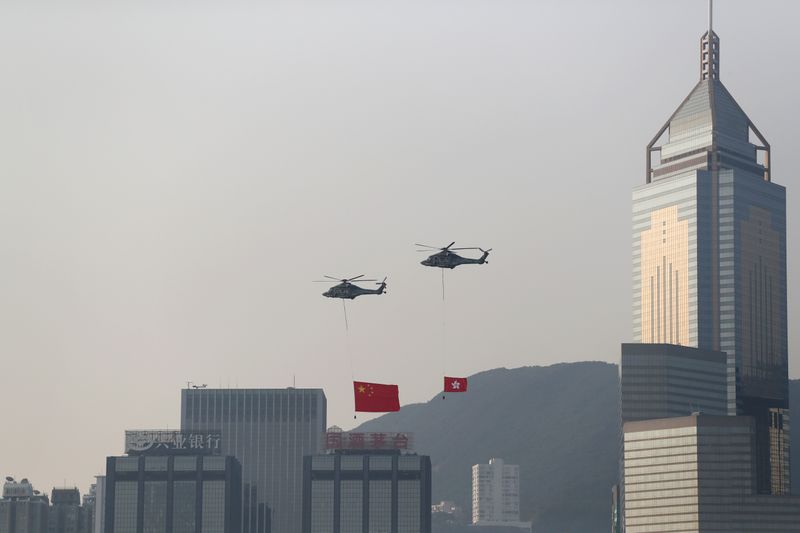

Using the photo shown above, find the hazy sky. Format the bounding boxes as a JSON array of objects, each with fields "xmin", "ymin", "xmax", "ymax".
[{"xmin": 1, "ymin": 0, "xmax": 798, "ymax": 494}]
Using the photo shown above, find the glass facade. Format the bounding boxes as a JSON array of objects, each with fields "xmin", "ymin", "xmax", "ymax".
[
  {"xmin": 368, "ymin": 480, "xmax": 392, "ymax": 533},
  {"xmin": 623, "ymin": 415, "xmax": 800, "ymax": 532},
  {"xmin": 302, "ymin": 451, "xmax": 432, "ymax": 533},
  {"xmin": 634, "ymin": 27, "xmax": 789, "ymax": 495},
  {"xmin": 620, "ymin": 343, "xmax": 728, "ymax": 422},
  {"xmin": 181, "ymin": 388, "xmax": 327, "ymax": 533},
  {"xmin": 339, "ymin": 481, "xmax": 361, "ymax": 533},
  {"xmin": 309, "ymin": 481, "xmax": 333, "ymax": 533},
  {"xmin": 113, "ymin": 483, "xmax": 137, "ymax": 533},
  {"xmin": 104, "ymin": 455, "xmax": 241, "ymax": 533},
  {"xmin": 142, "ymin": 482, "xmax": 167, "ymax": 533},
  {"xmin": 201, "ymin": 481, "xmax": 225, "ymax": 533},
  {"xmin": 172, "ymin": 481, "xmax": 196, "ymax": 533}
]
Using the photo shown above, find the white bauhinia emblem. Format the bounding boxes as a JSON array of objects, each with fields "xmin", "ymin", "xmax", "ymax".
[{"xmin": 451, "ymin": 380, "xmax": 461, "ymax": 390}]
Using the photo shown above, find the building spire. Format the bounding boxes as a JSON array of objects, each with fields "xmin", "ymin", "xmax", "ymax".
[
  {"xmin": 701, "ymin": 0, "xmax": 719, "ymax": 80},
  {"xmin": 709, "ymin": 0, "xmax": 713, "ymax": 34}
]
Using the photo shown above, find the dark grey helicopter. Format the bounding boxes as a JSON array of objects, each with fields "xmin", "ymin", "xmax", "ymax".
[
  {"xmin": 416, "ymin": 242, "xmax": 491, "ymax": 269},
  {"xmin": 315, "ymin": 275, "xmax": 388, "ymax": 299}
]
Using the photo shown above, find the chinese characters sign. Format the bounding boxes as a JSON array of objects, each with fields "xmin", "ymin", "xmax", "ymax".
[
  {"xmin": 125, "ymin": 430, "xmax": 222, "ymax": 456},
  {"xmin": 324, "ymin": 431, "xmax": 414, "ymax": 451}
]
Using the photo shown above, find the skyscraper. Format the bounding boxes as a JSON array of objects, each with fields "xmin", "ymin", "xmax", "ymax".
[
  {"xmin": 49, "ymin": 488, "xmax": 83, "ymax": 533},
  {"xmin": 632, "ymin": 5, "xmax": 788, "ymax": 495},
  {"xmin": 181, "ymin": 388, "xmax": 327, "ymax": 533},
  {"xmin": 92, "ymin": 477, "xmax": 105, "ymax": 533}
]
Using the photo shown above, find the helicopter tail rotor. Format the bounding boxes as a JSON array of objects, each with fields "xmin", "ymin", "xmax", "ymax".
[{"xmin": 376, "ymin": 277, "xmax": 388, "ymax": 294}]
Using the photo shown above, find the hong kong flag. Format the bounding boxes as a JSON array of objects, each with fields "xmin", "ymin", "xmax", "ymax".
[
  {"xmin": 354, "ymin": 381, "xmax": 401, "ymax": 412},
  {"xmin": 444, "ymin": 376, "xmax": 468, "ymax": 393}
]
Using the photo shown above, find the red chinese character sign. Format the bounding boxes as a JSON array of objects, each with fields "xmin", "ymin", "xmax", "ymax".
[{"xmin": 323, "ymin": 431, "xmax": 414, "ymax": 451}]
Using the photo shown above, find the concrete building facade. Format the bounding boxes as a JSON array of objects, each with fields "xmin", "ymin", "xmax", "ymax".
[{"xmin": 471, "ymin": 459, "xmax": 530, "ymax": 531}]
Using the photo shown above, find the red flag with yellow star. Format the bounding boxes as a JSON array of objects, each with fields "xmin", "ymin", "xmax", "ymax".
[{"xmin": 353, "ymin": 381, "xmax": 400, "ymax": 412}]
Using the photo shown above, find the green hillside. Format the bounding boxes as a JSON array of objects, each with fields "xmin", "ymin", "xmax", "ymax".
[
  {"xmin": 358, "ymin": 362, "xmax": 800, "ymax": 533},
  {"xmin": 357, "ymin": 362, "xmax": 620, "ymax": 532}
]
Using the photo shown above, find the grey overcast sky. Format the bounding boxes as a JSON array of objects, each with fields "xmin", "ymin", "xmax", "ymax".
[{"xmin": 1, "ymin": 0, "xmax": 798, "ymax": 494}]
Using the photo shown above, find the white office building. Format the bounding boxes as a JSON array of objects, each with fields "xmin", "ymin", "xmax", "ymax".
[{"xmin": 471, "ymin": 458, "xmax": 531, "ymax": 531}]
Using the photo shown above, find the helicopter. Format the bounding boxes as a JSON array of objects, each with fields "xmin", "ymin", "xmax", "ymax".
[
  {"xmin": 416, "ymin": 242, "xmax": 491, "ymax": 269},
  {"xmin": 315, "ymin": 275, "xmax": 388, "ymax": 299}
]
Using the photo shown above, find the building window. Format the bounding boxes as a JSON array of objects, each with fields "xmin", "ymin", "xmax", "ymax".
[
  {"xmin": 368, "ymin": 480, "xmax": 391, "ymax": 533},
  {"xmin": 174, "ymin": 457, "xmax": 198, "ymax": 472},
  {"xmin": 340, "ymin": 480, "xmax": 363, "ymax": 533},
  {"xmin": 173, "ymin": 481, "xmax": 196, "ymax": 533},
  {"xmin": 202, "ymin": 456, "xmax": 226, "ymax": 471},
  {"xmin": 397, "ymin": 479, "xmax": 420, "ymax": 533},
  {"xmin": 145, "ymin": 457, "xmax": 168, "ymax": 472},
  {"xmin": 201, "ymin": 481, "xmax": 226, "ymax": 533},
  {"xmin": 113, "ymin": 482, "xmax": 138, "ymax": 533},
  {"xmin": 143, "ymin": 481, "xmax": 167, "ymax": 533},
  {"xmin": 115, "ymin": 457, "xmax": 139, "ymax": 473},
  {"xmin": 310, "ymin": 480, "xmax": 334, "ymax": 533}
]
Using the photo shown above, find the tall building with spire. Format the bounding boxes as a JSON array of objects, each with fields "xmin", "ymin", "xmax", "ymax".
[{"xmin": 631, "ymin": 2, "xmax": 789, "ymax": 495}]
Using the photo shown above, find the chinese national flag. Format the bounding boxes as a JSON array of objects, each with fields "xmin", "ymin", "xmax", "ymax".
[
  {"xmin": 354, "ymin": 381, "xmax": 401, "ymax": 412},
  {"xmin": 444, "ymin": 376, "xmax": 468, "ymax": 393}
]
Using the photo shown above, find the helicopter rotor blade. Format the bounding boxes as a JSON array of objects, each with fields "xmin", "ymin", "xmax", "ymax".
[
  {"xmin": 444, "ymin": 241, "xmax": 456, "ymax": 250},
  {"xmin": 449, "ymin": 247, "xmax": 481, "ymax": 251},
  {"xmin": 346, "ymin": 274, "xmax": 366, "ymax": 282},
  {"xmin": 414, "ymin": 243, "xmax": 441, "ymax": 250},
  {"xmin": 323, "ymin": 275, "xmax": 342, "ymax": 281}
]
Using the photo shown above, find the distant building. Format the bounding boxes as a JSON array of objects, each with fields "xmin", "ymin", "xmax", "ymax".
[
  {"xmin": 471, "ymin": 459, "xmax": 530, "ymax": 531},
  {"xmin": 49, "ymin": 488, "xmax": 82, "ymax": 533},
  {"xmin": 620, "ymin": 343, "xmax": 728, "ymax": 422},
  {"xmin": 80, "ymin": 485, "xmax": 95, "ymax": 533},
  {"xmin": 432, "ymin": 500, "xmax": 464, "ymax": 526},
  {"xmin": 0, "ymin": 478, "xmax": 49, "ymax": 533},
  {"xmin": 623, "ymin": 414, "xmax": 800, "ymax": 532},
  {"xmin": 103, "ymin": 430, "xmax": 242, "ymax": 533},
  {"xmin": 181, "ymin": 387, "xmax": 326, "ymax": 533},
  {"xmin": 91, "ymin": 478, "xmax": 104, "ymax": 533},
  {"xmin": 302, "ymin": 429, "xmax": 431, "ymax": 533}
]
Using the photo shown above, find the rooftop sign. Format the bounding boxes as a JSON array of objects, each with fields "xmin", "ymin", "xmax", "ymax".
[
  {"xmin": 323, "ymin": 431, "xmax": 414, "ymax": 451},
  {"xmin": 125, "ymin": 430, "xmax": 222, "ymax": 456}
]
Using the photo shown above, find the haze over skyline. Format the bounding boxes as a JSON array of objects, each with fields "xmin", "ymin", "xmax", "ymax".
[{"xmin": 1, "ymin": 0, "xmax": 798, "ymax": 494}]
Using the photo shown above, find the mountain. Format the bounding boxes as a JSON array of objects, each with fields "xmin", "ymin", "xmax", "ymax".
[
  {"xmin": 356, "ymin": 362, "xmax": 620, "ymax": 533},
  {"xmin": 357, "ymin": 362, "xmax": 800, "ymax": 533}
]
